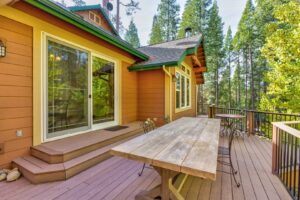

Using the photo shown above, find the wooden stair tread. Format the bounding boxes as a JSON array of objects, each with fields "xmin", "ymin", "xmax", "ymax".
[
  {"xmin": 15, "ymin": 135, "xmax": 137, "ymax": 174},
  {"xmin": 32, "ymin": 122, "xmax": 142, "ymax": 156},
  {"xmin": 13, "ymin": 132, "xmax": 143, "ymax": 184},
  {"xmin": 13, "ymin": 157, "xmax": 64, "ymax": 174}
]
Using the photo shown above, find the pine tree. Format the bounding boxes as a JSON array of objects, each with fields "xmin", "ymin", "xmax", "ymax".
[
  {"xmin": 233, "ymin": 0, "xmax": 257, "ymax": 109},
  {"xmin": 149, "ymin": 15, "xmax": 164, "ymax": 45},
  {"xmin": 260, "ymin": 0, "xmax": 300, "ymax": 113},
  {"xmin": 157, "ymin": 0, "xmax": 180, "ymax": 41},
  {"xmin": 72, "ymin": 0, "xmax": 85, "ymax": 6},
  {"xmin": 219, "ymin": 27, "xmax": 233, "ymax": 107},
  {"xmin": 124, "ymin": 19, "xmax": 140, "ymax": 48},
  {"xmin": 205, "ymin": 1, "xmax": 224, "ymax": 106},
  {"xmin": 178, "ymin": 0, "xmax": 212, "ymax": 38}
]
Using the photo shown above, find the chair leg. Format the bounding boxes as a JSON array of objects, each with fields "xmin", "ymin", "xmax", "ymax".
[
  {"xmin": 138, "ymin": 163, "xmax": 146, "ymax": 176},
  {"xmin": 229, "ymin": 138, "xmax": 240, "ymax": 187}
]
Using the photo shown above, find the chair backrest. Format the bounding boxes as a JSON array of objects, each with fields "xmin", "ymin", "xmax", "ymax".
[{"xmin": 143, "ymin": 118, "xmax": 157, "ymax": 133}]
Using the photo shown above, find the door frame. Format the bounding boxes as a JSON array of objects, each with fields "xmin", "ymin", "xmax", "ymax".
[{"xmin": 41, "ymin": 32, "xmax": 120, "ymax": 143}]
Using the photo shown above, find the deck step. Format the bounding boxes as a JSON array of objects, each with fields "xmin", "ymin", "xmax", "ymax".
[
  {"xmin": 13, "ymin": 134, "xmax": 142, "ymax": 184},
  {"xmin": 31, "ymin": 122, "xmax": 143, "ymax": 164}
]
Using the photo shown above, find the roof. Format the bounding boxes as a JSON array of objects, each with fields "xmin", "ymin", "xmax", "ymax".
[
  {"xmin": 24, "ymin": 0, "xmax": 148, "ymax": 60},
  {"xmin": 129, "ymin": 34, "xmax": 202, "ymax": 71},
  {"xmin": 68, "ymin": 4, "xmax": 119, "ymax": 36}
]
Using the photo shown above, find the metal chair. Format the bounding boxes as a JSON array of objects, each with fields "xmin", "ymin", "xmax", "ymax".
[
  {"xmin": 218, "ymin": 128, "xmax": 240, "ymax": 187},
  {"xmin": 138, "ymin": 118, "xmax": 157, "ymax": 176}
]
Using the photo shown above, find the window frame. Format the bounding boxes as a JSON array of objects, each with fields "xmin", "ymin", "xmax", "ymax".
[
  {"xmin": 175, "ymin": 64, "xmax": 192, "ymax": 113},
  {"xmin": 89, "ymin": 11, "xmax": 101, "ymax": 26}
]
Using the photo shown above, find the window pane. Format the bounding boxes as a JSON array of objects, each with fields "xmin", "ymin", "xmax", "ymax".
[
  {"xmin": 47, "ymin": 40, "xmax": 88, "ymax": 136},
  {"xmin": 92, "ymin": 56, "xmax": 115, "ymax": 124},
  {"xmin": 89, "ymin": 12, "xmax": 95, "ymax": 20},
  {"xmin": 176, "ymin": 91, "xmax": 180, "ymax": 109},
  {"xmin": 176, "ymin": 72, "xmax": 180, "ymax": 90},
  {"xmin": 181, "ymin": 76, "xmax": 185, "ymax": 107},
  {"xmin": 187, "ymin": 78, "xmax": 190, "ymax": 106}
]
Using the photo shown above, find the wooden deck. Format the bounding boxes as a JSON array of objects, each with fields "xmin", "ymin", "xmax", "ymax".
[{"xmin": 0, "ymin": 136, "xmax": 291, "ymax": 200}]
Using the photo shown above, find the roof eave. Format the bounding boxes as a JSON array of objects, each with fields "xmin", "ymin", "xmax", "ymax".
[{"xmin": 24, "ymin": 0, "xmax": 148, "ymax": 60}]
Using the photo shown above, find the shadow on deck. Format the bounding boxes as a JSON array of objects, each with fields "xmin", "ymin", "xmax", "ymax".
[{"xmin": 0, "ymin": 136, "xmax": 291, "ymax": 200}]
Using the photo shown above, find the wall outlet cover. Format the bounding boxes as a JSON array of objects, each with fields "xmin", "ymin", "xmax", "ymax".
[{"xmin": 16, "ymin": 129, "xmax": 23, "ymax": 137}]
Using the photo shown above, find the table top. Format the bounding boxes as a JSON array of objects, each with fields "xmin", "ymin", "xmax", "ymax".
[
  {"xmin": 215, "ymin": 113, "xmax": 245, "ymax": 119},
  {"xmin": 110, "ymin": 117, "xmax": 221, "ymax": 181}
]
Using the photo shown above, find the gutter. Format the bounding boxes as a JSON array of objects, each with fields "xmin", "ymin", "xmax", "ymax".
[{"xmin": 163, "ymin": 65, "xmax": 173, "ymax": 122}]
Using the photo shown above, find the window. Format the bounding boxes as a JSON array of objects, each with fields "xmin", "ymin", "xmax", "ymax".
[
  {"xmin": 175, "ymin": 65, "xmax": 191, "ymax": 110},
  {"xmin": 89, "ymin": 11, "xmax": 101, "ymax": 25}
]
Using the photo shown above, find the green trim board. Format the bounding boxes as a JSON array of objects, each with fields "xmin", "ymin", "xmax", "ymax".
[
  {"xmin": 128, "ymin": 61, "xmax": 178, "ymax": 72},
  {"xmin": 68, "ymin": 4, "xmax": 118, "ymax": 36},
  {"xmin": 24, "ymin": 0, "xmax": 148, "ymax": 60}
]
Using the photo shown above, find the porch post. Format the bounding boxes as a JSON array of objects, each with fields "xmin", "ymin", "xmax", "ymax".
[
  {"xmin": 208, "ymin": 105, "xmax": 216, "ymax": 118},
  {"xmin": 272, "ymin": 124, "xmax": 278, "ymax": 174},
  {"xmin": 247, "ymin": 111, "xmax": 254, "ymax": 135}
]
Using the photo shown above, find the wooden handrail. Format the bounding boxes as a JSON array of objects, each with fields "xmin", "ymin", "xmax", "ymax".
[
  {"xmin": 272, "ymin": 121, "xmax": 300, "ymax": 138},
  {"xmin": 272, "ymin": 121, "xmax": 300, "ymax": 199}
]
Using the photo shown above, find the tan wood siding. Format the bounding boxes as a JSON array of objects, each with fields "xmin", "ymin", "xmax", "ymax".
[
  {"xmin": 122, "ymin": 62, "xmax": 138, "ymax": 124},
  {"xmin": 0, "ymin": 15, "xmax": 33, "ymax": 168},
  {"xmin": 137, "ymin": 70, "xmax": 165, "ymax": 126}
]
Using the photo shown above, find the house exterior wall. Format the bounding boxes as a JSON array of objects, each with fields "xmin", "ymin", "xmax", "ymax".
[
  {"xmin": 0, "ymin": 2, "xmax": 139, "ymax": 150},
  {"xmin": 73, "ymin": 10, "xmax": 114, "ymax": 34},
  {"xmin": 137, "ymin": 69, "xmax": 165, "ymax": 126},
  {"xmin": 122, "ymin": 61, "xmax": 138, "ymax": 124},
  {"xmin": 0, "ymin": 15, "xmax": 33, "ymax": 169}
]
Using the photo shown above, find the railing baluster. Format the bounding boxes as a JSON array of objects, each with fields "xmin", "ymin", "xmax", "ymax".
[
  {"xmin": 290, "ymin": 135, "xmax": 293, "ymax": 191},
  {"xmin": 293, "ymin": 137, "xmax": 297, "ymax": 197}
]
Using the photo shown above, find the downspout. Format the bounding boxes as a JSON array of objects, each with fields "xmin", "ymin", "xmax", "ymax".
[
  {"xmin": 163, "ymin": 65, "xmax": 173, "ymax": 122},
  {"xmin": 0, "ymin": 0, "xmax": 20, "ymax": 6}
]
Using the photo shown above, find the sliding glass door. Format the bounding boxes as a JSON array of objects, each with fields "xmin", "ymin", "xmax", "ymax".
[
  {"xmin": 47, "ymin": 40, "xmax": 89, "ymax": 138},
  {"xmin": 46, "ymin": 37, "xmax": 117, "ymax": 140},
  {"xmin": 92, "ymin": 56, "xmax": 115, "ymax": 125}
]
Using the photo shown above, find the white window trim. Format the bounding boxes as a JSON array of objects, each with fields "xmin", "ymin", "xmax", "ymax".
[
  {"xmin": 175, "ymin": 63, "xmax": 192, "ymax": 113},
  {"xmin": 41, "ymin": 32, "xmax": 119, "ymax": 143}
]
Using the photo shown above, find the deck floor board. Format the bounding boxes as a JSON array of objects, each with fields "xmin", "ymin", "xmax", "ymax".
[{"xmin": 0, "ymin": 135, "xmax": 291, "ymax": 200}]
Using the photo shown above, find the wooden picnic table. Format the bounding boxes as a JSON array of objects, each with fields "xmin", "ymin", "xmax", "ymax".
[{"xmin": 110, "ymin": 117, "xmax": 221, "ymax": 200}]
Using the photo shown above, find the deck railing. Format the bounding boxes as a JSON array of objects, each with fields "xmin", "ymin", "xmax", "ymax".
[
  {"xmin": 207, "ymin": 105, "xmax": 300, "ymax": 138},
  {"xmin": 272, "ymin": 121, "xmax": 300, "ymax": 199}
]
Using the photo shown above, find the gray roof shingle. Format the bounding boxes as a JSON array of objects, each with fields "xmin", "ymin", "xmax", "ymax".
[{"xmin": 133, "ymin": 34, "xmax": 202, "ymax": 68}]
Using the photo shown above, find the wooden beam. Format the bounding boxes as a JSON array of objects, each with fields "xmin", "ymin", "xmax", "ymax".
[
  {"xmin": 196, "ymin": 78, "xmax": 204, "ymax": 84},
  {"xmin": 193, "ymin": 67, "xmax": 207, "ymax": 73}
]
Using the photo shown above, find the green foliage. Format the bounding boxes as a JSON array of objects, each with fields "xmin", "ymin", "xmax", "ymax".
[
  {"xmin": 149, "ymin": 0, "xmax": 180, "ymax": 43},
  {"xmin": 204, "ymin": 0, "xmax": 224, "ymax": 105},
  {"xmin": 149, "ymin": 15, "xmax": 164, "ymax": 45},
  {"xmin": 178, "ymin": 0, "xmax": 212, "ymax": 38},
  {"xmin": 260, "ymin": 0, "xmax": 300, "ymax": 113},
  {"xmin": 124, "ymin": 19, "xmax": 140, "ymax": 48},
  {"xmin": 219, "ymin": 27, "xmax": 233, "ymax": 107},
  {"xmin": 72, "ymin": 0, "xmax": 86, "ymax": 6}
]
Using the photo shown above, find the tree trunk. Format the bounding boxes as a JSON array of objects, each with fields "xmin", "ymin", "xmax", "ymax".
[
  {"xmin": 244, "ymin": 50, "xmax": 248, "ymax": 109},
  {"xmin": 249, "ymin": 46, "xmax": 255, "ymax": 110}
]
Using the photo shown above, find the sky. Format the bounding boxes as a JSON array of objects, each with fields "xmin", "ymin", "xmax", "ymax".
[{"xmin": 63, "ymin": 0, "xmax": 247, "ymax": 46}]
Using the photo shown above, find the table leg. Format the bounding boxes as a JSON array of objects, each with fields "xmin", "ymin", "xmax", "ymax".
[{"xmin": 161, "ymin": 169, "xmax": 171, "ymax": 200}]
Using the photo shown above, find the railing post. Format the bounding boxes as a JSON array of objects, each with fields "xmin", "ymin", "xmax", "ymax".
[
  {"xmin": 272, "ymin": 124, "xmax": 278, "ymax": 175},
  {"xmin": 247, "ymin": 111, "xmax": 254, "ymax": 135},
  {"xmin": 208, "ymin": 105, "xmax": 216, "ymax": 118}
]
